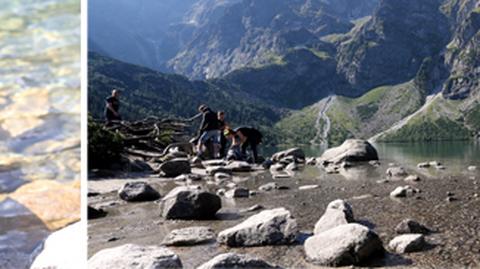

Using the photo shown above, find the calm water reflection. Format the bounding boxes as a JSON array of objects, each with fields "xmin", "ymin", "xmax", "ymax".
[{"xmin": 266, "ymin": 141, "xmax": 480, "ymax": 166}]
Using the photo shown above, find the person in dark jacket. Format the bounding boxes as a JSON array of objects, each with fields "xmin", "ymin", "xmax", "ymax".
[
  {"xmin": 104, "ymin": 89, "xmax": 121, "ymax": 125},
  {"xmin": 225, "ymin": 126, "xmax": 262, "ymax": 163},
  {"xmin": 217, "ymin": 111, "xmax": 229, "ymax": 158},
  {"xmin": 196, "ymin": 105, "xmax": 220, "ymax": 158}
]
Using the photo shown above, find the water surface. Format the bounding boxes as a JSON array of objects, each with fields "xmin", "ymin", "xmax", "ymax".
[
  {"xmin": 89, "ymin": 141, "xmax": 480, "ymax": 268},
  {"xmin": 0, "ymin": 0, "xmax": 80, "ymax": 266}
]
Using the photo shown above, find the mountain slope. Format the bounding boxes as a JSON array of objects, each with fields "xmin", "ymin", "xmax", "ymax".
[
  {"xmin": 88, "ymin": 0, "xmax": 198, "ymax": 71},
  {"xmin": 222, "ymin": 46, "xmax": 352, "ymax": 109},
  {"xmin": 169, "ymin": 0, "xmax": 379, "ymax": 79},
  {"xmin": 336, "ymin": 0, "xmax": 450, "ymax": 92}
]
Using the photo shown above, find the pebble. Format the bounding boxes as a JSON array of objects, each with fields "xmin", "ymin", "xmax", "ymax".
[
  {"xmin": 446, "ymin": 196, "xmax": 458, "ymax": 202},
  {"xmin": 299, "ymin": 185, "xmax": 319, "ymax": 190}
]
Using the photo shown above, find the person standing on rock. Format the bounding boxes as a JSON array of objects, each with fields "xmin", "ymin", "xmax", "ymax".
[
  {"xmin": 104, "ymin": 89, "xmax": 121, "ymax": 126},
  {"xmin": 217, "ymin": 111, "xmax": 229, "ymax": 158},
  {"xmin": 196, "ymin": 105, "xmax": 221, "ymax": 159}
]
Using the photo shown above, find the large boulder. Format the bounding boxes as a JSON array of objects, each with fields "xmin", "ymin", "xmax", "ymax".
[
  {"xmin": 118, "ymin": 182, "xmax": 160, "ymax": 202},
  {"xmin": 389, "ymin": 234, "xmax": 426, "ymax": 254},
  {"xmin": 218, "ymin": 207, "xmax": 298, "ymax": 247},
  {"xmin": 88, "ymin": 244, "xmax": 182, "ymax": 269},
  {"xmin": 31, "ymin": 222, "xmax": 83, "ymax": 269},
  {"xmin": 272, "ymin": 148, "xmax": 305, "ymax": 162},
  {"xmin": 159, "ymin": 158, "xmax": 191, "ymax": 177},
  {"xmin": 162, "ymin": 226, "xmax": 216, "ymax": 246},
  {"xmin": 305, "ymin": 223, "xmax": 384, "ymax": 266},
  {"xmin": 161, "ymin": 186, "xmax": 221, "ymax": 220},
  {"xmin": 197, "ymin": 253, "xmax": 280, "ymax": 269},
  {"xmin": 314, "ymin": 199, "xmax": 354, "ymax": 234},
  {"xmin": 320, "ymin": 139, "xmax": 378, "ymax": 164}
]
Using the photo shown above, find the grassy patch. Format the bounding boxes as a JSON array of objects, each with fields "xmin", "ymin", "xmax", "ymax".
[{"xmin": 275, "ymin": 105, "xmax": 319, "ymax": 145}]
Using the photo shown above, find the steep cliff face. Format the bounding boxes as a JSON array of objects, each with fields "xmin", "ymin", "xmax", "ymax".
[
  {"xmin": 222, "ymin": 46, "xmax": 351, "ymax": 109},
  {"xmin": 336, "ymin": 0, "xmax": 450, "ymax": 92},
  {"xmin": 168, "ymin": 0, "xmax": 379, "ymax": 79},
  {"xmin": 442, "ymin": 0, "xmax": 480, "ymax": 99}
]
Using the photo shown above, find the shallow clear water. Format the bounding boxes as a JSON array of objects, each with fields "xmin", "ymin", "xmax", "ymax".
[
  {"xmin": 0, "ymin": 0, "xmax": 80, "ymax": 267},
  {"xmin": 89, "ymin": 140, "xmax": 480, "ymax": 267}
]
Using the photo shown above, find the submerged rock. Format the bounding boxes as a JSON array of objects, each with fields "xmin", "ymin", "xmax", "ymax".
[
  {"xmin": 218, "ymin": 208, "xmax": 298, "ymax": 247},
  {"xmin": 118, "ymin": 182, "xmax": 160, "ymax": 202},
  {"xmin": 88, "ymin": 244, "xmax": 182, "ymax": 269},
  {"xmin": 197, "ymin": 253, "xmax": 280, "ymax": 269},
  {"xmin": 9, "ymin": 180, "xmax": 80, "ymax": 230},
  {"xmin": 320, "ymin": 139, "xmax": 378, "ymax": 165},
  {"xmin": 395, "ymin": 219, "xmax": 431, "ymax": 234},
  {"xmin": 389, "ymin": 234, "xmax": 426, "ymax": 253},
  {"xmin": 159, "ymin": 158, "xmax": 191, "ymax": 177},
  {"xmin": 314, "ymin": 199, "xmax": 354, "ymax": 234},
  {"xmin": 305, "ymin": 223, "xmax": 383, "ymax": 266},
  {"xmin": 161, "ymin": 186, "xmax": 221, "ymax": 220},
  {"xmin": 162, "ymin": 226, "xmax": 216, "ymax": 246}
]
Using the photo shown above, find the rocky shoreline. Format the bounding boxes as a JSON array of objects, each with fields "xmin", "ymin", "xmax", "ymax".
[{"xmin": 88, "ymin": 140, "xmax": 480, "ymax": 268}]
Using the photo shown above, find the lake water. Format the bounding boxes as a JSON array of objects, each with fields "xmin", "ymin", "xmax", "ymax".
[
  {"xmin": 266, "ymin": 140, "xmax": 480, "ymax": 167},
  {"xmin": 0, "ymin": 0, "xmax": 80, "ymax": 267},
  {"xmin": 89, "ymin": 140, "xmax": 480, "ymax": 267}
]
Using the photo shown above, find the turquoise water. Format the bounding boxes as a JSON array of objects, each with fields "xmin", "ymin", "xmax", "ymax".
[{"xmin": 0, "ymin": 0, "xmax": 80, "ymax": 267}]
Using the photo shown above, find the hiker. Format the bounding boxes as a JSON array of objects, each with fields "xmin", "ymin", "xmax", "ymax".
[
  {"xmin": 223, "ymin": 128, "xmax": 244, "ymax": 161},
  {"xmin": 105, "ymin": 89, "xmax": 121, "ymax": 125},
  {"xmin": 224, "ymin": 127, "xmax": 262, "ymax": 163},
  {"xmin": 196, "ymin": 104, "xmax": 220, "ymax": 159},
  {"xmin": 217, "ymin": 111, "xmax": 229, "ymax": 158}
]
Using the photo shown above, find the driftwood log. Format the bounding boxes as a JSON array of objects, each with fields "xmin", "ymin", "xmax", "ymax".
[{"xmin": 100, "ymin": 117, "xmax": 194, "ymax": 159}]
